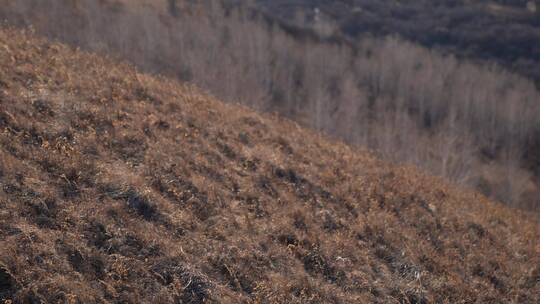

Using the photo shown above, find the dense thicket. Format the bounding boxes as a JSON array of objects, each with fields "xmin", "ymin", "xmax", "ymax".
[{"xmin": 1, "ymin": 0, "xmax": 538, "ymax": 210}]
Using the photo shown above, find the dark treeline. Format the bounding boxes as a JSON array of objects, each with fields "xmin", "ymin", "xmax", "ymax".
[{"xmin": 0, "ymin": 0, "xmax": 539, "ymax": 210}]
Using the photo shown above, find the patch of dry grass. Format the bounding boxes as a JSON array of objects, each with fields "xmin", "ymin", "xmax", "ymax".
[{"xmin": 0, "ymin": 28, "xmax": 538, "ymax": 303}]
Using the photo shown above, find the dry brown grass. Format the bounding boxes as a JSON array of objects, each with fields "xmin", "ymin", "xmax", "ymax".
[
  {"xmin": 0, "ymin": 28, "xmax": 539, "ymax": 303},
  {"xmin": 3, "ymin": 0, "xmax": 540, "ymax": 210}
]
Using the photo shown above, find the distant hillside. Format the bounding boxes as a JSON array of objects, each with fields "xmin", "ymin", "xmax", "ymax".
[
  {"xmin": 255, "ymin": 0, "xmax": 540, "ymax": 86},
  {"xmin": 1, "ymin": 27, "xmax": 539, "ymax": 304}
]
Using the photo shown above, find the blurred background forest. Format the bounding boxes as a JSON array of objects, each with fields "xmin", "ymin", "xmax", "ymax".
[
  {"xmin": 1, "ymin": 0, "xmax": 539, "ymax": 210},
  {"xmin": 257, "ymin": 0, "xmax": 540, "ymax": 85}
]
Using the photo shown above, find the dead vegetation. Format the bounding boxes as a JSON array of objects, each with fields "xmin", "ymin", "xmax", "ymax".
[
  {"xmin": 0, "ymin": 28, "xmax": 539, "ymax": 303},
  {"xmin": 1, "ymin": 0, "xmax": 540, "ymax": 210}
]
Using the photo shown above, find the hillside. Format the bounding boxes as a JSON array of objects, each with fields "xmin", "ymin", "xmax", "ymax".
[
  {"xmin": 0, "ymin": 28, "xmax": 539, "ymax": 303},
  {"xmin": 2, "ymin": 0, "xmax": 539, "ymax": 211},
  {"xmin": 255, "ymin": 0, "xmax": 540, "ymax": 86}
]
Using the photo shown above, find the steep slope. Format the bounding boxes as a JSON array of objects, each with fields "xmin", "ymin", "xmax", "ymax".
[
  {"xmin": 0, "ymin": 28, "xmax": 539, "ymax": 303},
  {"xmin": 2, "ymin": 0, "xmax": 540, "ymax": 211}
]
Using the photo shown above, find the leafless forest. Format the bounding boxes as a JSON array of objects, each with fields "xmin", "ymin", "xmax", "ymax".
[
  {"xmin": 1, "ymin": 0, "xmax": 539, "ymax": 210},
  {"xmin": 257, "ymin": 0, "xmax": 540, "ymax": 86}
]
